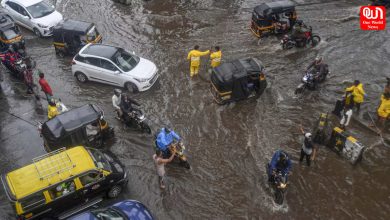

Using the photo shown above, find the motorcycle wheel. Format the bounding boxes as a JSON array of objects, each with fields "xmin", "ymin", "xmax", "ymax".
[
  {"xmin": 140, "ymin": 122, "xmax": 151, "ymax": 134},
  {"xmin": 283, "ymin": 41, "xmax": 294, "ymax": 50},
  {"xmin": 294, "ymin": 84, "xmax": 305, "ymax": 94},
  {"xmin": 310, "ymin": 35, "xmax": 321, "ymax": 47},
  {"xmin": 274, "ymin": 188, "xmax": 284, "ymax": 205},
  {"xmin": 180, "ymin": 160, "xmax": 191, "ymax": 169}
]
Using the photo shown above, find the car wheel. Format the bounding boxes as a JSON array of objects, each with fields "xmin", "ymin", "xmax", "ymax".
[
  {"xmin": 33, "ymin": 28, "xmax": 42, "ymax": 38},
  {"xmin": 107, "ymin": 185, "xmax": 122, "ymax": 198},
  {"xmin": 75, "ymin": 72, "xmax": 88, "ymax": 83},
  {"xmin": 125, "ymin": 82, "xmax": 139, "ymax": 93}
]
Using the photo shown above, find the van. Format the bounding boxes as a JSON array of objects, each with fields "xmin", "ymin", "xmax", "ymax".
[{"xmin": 1, "ymin": 146, "xmax": 128, "ymax": 219}]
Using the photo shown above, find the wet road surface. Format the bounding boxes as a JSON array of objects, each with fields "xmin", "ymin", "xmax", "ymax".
[{"xmin": 1, "ymin": 0, "xmax": 390, "ymax": 219}]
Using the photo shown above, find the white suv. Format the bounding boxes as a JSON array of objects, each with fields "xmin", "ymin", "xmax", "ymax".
[
  {"xmin": 1, "ymin": 0, "xmax": 63, "ymax": 37},
  {"xmin": 71, "ymin": 44, "xmax": 158, "ymax": 93}
]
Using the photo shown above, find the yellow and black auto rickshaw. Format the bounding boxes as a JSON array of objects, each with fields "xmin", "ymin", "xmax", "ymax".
[
  {"xmin": 39, "ymin": 104, "xmax": 114, "ymax": 152},
  {"xmin": 210, "ymin": 57, "xmax": 267, "ymax": 104},
  {"xmin": 250, "ymin": 0, "xmax": 297, "ymax": 38},
  {"xmin": 52, "ymin": 19, "xmax": 102, "ymax": 57},
  {"xmin": 0, "ymin": 13, "xmax": 24, "ymax": 53}
]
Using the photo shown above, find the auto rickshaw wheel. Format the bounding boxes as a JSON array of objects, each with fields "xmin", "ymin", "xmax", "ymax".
[
  {"xmin": 75, "ymin": 72, "xmax": 88, "ymax": 83},
  {"xmin": 55, "ymin": 49, "xmax": 65, "ymax": 58},
  {"xmin": 33, "ymin": 28, "xmax": 42, "ymax": 38},
  {"xmin": 125, "ymin": 82, "xmax": 139, "ymax": 93}
]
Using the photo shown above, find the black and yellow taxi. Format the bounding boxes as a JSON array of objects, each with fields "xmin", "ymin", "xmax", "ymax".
[
  {"xmin": 1, "ymin": 146, "xmax": 128, "ymax": 220},
  {"xmin": 0, "ymin": 12, "xmax": 24, "ymax": 52},
  {"xmin": 52, "ymin": 19, "xmax": 102, "ymax": 57}
]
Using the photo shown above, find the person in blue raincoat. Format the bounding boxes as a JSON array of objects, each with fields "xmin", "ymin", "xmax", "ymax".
[
  {"xmin": 268, "ymin": 150, "xmax": 292, "ymax": 182},
  {"xmin": 155, "ymin": 128, "xmax": 181, "ymax": 158}
]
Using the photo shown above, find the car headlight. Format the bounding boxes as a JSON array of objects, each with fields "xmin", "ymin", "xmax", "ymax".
[
  {"xmin": 135, "ymin": 78, "xmax": 148, "ymax": 83},
  {"xmin": 37, "ymin": 23, "xmax": 48, "ymax": 28}
]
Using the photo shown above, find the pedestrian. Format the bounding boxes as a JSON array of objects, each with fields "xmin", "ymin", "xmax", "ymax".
[
  {"xmin": 345, "ymin": 80, "xmax": 366, "ymax": 112},
  {"xmin": 187, "ymin": 45, "xmax": 210, "ymax": 77},
  {"xmin": 210, "ymin": 46, "xmax": 222, "ymax": 68},
  {"xmin": 340, "ymin": 105, "xmax": 353, "ymax": 130},
  {"xmin": 47, "ymin": 99, "xmax": 58, "ymax": 119},
  {"xmin": 153, "ymin": 148, "xmax": 176, "ymax": 189},
  {"xmin": 377, "ymin": 92, "xmax": 390, "ymax": 126},
  {"xmin": 299, "ymin": 125, "xmax": 317, "ymax": 166},
  {"xmin": 38, "ymin": 72, "xmax": 53, "ymax": 102}
]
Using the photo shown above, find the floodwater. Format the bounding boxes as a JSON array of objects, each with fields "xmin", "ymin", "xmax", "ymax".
[{"xmin": 1, "ymin": 0, "xmax": 390, "ymax": 219}]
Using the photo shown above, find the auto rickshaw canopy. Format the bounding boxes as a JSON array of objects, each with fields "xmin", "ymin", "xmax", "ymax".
[
  {"xmin": 211, "ymin": 58, "xmax": 265, "ymax": 94},
  {"xmin": 254, "ymin": 0, "xmax": 295, "ymax": 18},
  {"xmin": 41, "ymin": 104, "xmax": 102, "ymax": 141},
  {"xmin": 52, "ymin": 19, "xmax": 95, "ymax": 42}
]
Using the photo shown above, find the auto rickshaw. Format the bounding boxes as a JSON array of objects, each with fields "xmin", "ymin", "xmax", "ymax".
[
  {"xmin": 210, "ymin": 57, "xmax": 267, "ymax": 104},
  {"xmin": 52, "ymin": 19, "xmax": 102, "ymax": 57},
  {"xmin": 250, "ymin": 0, "xmax": 297, "ymax": 38},
  {"xmin": 40, "ymin": 104, "xmax": 114, "ymax": 152},
  {"xmin": 0, "ymin": 13, "xmax": 24, "ymax": 53}
]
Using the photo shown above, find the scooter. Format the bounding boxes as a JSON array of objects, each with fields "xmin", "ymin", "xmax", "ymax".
[
  {"xmin": 267, "ymin": 164, "xmax": 288, "ymax": 205},
  {"xmin": 122, "ymin": 110, "xmax": 151, "ymax": 134}
]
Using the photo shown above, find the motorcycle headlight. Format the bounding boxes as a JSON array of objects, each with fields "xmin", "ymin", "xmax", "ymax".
[
  {"xmin": 135, "ymin": 78, "xmax": 148, "ymax": 83},
  {"xmin": 37, "ymin": 23, "xmax": 48, "ymax": 28}
]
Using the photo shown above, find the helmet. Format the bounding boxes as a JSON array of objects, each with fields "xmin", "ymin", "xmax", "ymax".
[
  {"xmin": 114, "ymin": 89, "xmax": 122, "ymax": 96},
  {"xmin": 164, "ymin": 127, "xmax": 171, "ymax": 133},
  {"xmin": 305, "ymin": 133, "xmax": 312, "ymax": 138},
  {"xmin": 279, "ymin": 151, "xmax": 288, "ymax": 161}
]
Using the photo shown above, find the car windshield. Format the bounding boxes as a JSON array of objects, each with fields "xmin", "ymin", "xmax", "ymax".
[
  {"xmin": 111, "ymin": 49, "xmax": 140, "ymax": 72},
  {"xmin": 3, "ymin": 29, "xmax": 18, "ymax": 40},
  {"xmin": 26, "ymin": 1, "xmax": 55, "ymax": 19},
  {"xmin": 91, "ymin": 208, "xmax": 124, "ymax": 220},
  {"xmin": 88, "ymin": 148, "xmax": 112, "ymax": 172}
]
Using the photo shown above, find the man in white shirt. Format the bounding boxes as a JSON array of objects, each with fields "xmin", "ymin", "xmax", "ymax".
[
  {"xmin": 340, "ymin": 106, "xmax": 353, "ymax": 130},
  {"xmin": 112, "ymin": 89, "xmax": 122, "ymax": 119}
]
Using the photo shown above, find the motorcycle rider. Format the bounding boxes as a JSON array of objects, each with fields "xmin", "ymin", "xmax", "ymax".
[
  {"xmin": 291, "ymin": 20, "xmax": 309, "ymax": 43},
  {"xmin": 4, "ymin": 47, "xmax": 20, "ymax": 71},
  {"xmin": 306, "ymin": 56, "xmax": 328, "ymax": 81},
  {"xmin": 112, "ymin": 89, "xmax": 122, "ymax": 119},
  {"xmin": 156, "ymin": 127, "xmax": 181, "ymax": 158},
  {"xmin": 268, "ymin": 150, "xmax": 292, "ymax": 182},
  {"xmin": 120, "ymin": 93, "xmax": 141, "ymax": 123}
]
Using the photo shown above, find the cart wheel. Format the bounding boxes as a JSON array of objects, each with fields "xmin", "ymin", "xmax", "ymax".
[
  {"xmin": 56, "ymin": 50, "xmax": 65, "ymax": 58},
  {"xmin": 107, "ymin": 185, "xmax": 122, "ymax": 198}
]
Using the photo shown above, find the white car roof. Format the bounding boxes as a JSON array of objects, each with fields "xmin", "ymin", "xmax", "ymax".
[{"xmin": 10, "ymin": 0, "xmax": 43, "ymax": 7}]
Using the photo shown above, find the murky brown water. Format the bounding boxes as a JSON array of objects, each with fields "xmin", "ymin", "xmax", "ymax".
[{"xmin": 1, "ymin": 0, "xmax": 390, "ymax": 219}]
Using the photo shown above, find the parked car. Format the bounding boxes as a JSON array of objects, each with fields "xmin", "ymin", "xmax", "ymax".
[
  {"xmin": 1, "ymin": 0, "xmax": 63, "ymax": 37},
  {"xmin": 71, "ymin": 44, "xmax": 158, "ymax": 93},
  {"xmin": 68, "ymin": 200, "xmax": 154, "ymax": 220}
]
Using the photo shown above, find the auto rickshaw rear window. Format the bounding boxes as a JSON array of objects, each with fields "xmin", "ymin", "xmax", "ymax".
[{"xmin": 20, "ymin": 192, "xmax": 46, "ymax": 212}]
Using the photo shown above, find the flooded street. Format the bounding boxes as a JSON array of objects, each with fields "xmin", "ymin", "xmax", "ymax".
[{"xmin": 1, "ymin": 0, "xmax": 390, "ymax": 219}]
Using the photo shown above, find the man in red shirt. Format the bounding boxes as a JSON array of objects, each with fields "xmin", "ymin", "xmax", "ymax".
[{"xmin": 38, "ymin": 72, "xmax": 53, "ymax": 101}]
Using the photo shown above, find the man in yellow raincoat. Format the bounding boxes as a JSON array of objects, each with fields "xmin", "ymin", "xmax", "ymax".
[
  {"xmin": 378, "ymin": 93, "xmax": 390, "ymax": 125},
  {"xmin": 187, "ymin": 45, "xmax": 210, "ymax": 77},
  {"xmin": 47, "ymin": 99, "xmax": 59, "ymax": 119},
  {"xmin": 210, "ymin": 46, "xmax": 222, "ymax": 68},
  {"xmin": 345, "ymin": 80, "xmax": 366, "ymax": 111}
]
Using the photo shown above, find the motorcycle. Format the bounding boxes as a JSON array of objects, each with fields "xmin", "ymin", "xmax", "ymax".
[
  {"xmin": 122, "ymin": 110, "xmax": 151, "ymax": 134},
  {"xmin": 267, "ymin": 164, "xmax": 288, "ymax": 205},
  {"xmin": 155, "ymin": 141, "xmax": 191, "ymax": 169},
  {"xmin": 294, "ymin": 68, "xmax": 329, "ymax": 94},
  {"xmin": 281, "ymin": 26, "xmax": 321, "ymax": 49}
]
